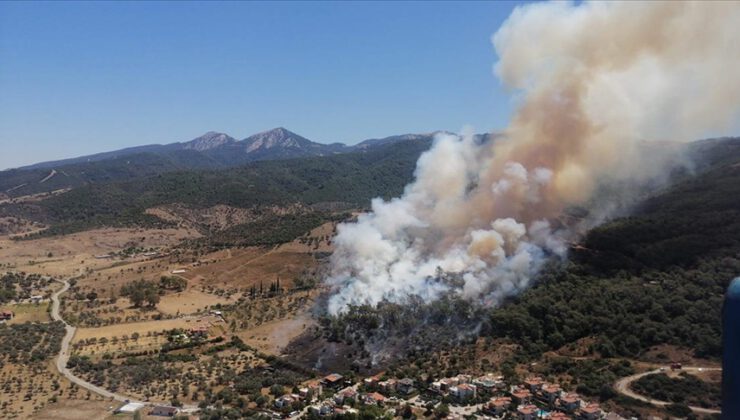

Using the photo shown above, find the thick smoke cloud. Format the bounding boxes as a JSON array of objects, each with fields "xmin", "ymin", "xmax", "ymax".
[{"xmin": 326, "ymin": 1, "xmax": 740, "ymax": 315}]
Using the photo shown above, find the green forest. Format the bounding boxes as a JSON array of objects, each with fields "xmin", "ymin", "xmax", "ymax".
[{"xmin": 1, "ymin": 139, "xmax": 429, "ymax": 241}]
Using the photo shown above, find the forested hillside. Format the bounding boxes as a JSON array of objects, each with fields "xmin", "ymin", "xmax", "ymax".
[
  {"xmin": 481, "ymin": 146, "xmax": 740, "ymax": 359},
  {"xmin": 322, "ymin": 138, "xmax": 740, "ymax": 366},
  {"xmin": 1, "ymin": 138, "xmax": 431, "ymax": 237}
]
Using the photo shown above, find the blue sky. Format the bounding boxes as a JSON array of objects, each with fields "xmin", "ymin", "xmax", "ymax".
[{"xmin": 0, "ymin": 1, "xmax": 525, "ymax": 169}]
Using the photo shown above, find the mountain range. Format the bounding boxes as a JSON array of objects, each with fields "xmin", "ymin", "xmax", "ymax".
[{"xmin": 1, "ymin": 128, "xmax": 460, "ymax": 198}]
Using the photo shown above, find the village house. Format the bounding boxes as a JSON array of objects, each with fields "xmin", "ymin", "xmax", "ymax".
[
  {"xmin": 308, "ymin": 403, "xmax": 333, "ymax": 416},
  {"xmin": 449, "ymin": 383, "xmax": 477, "ymax": 401},
  {"xmin": 361, "ymin": 392, "xmax": 386, "ymax": 406},
  {"xmin": 333, "ymin": 406, "xmax": 359, "ymax": 416},
  {"xmin": 397, "ymin": 378, "xmax": 415, "ymax": 395},
  {"xmin": 486, "ymin": 396, "xmax": 512, "ymax": 416},
  {"xmin": 517, "ymin": 404, "xmax": 538, "ymax": 420},
  {"xmin": 510, "ymin": 387, "xmax": 532, "ymax": 405},
  {"xmin": 299, "ymin": 381, "xmax": 322, "ymax": 402},
  {"xmin": 275, "ymin": 394, "xmax": 300, "ymax": 409},
  {"xmin": 557, "ymin": 392, "xmax": 581, "ymax": 413},
  {"xmin": 547, "ymin": 411, "xmax": 571, "ymax": 420},
  {"xmin": 378, "ymin": 378, "xmax": 398, "ymax": 394},
  {"xmin": 474, "ymin": 374, "xmax": 505, "ymax": 391},
  {"xmin": 322, "ymin": 373, "xmax": 344, "ymax": 389},
  {"xmin": 579, "ymin": 403, "xmax": 602, "ymax": 420},
  {"xmin": 431, "ymin": 375, "xmax": 467, "ymax": 394},
  {"xmin": 188, "ymin": 325, "xmax": 209, "ymax": 338},
  {"xmin": 149, "ymin": 405, "xmax": 178, "ymax": 417},
  {"xmin": 363, "ymin": 377, "xmax": 379, "ymax": 390},
  {"xmin": 333, "ymin": 388, "xmax": 357, "ymax": 405},
  {"xmin": 0, "ymin": 310, "xmax": 13, "ymax": 321},
  {"xmin": 523, "ymin": 377, "xmax": 544, "ymax": 393},
  {"xmin": 539, "ymin": 383, "xmax": 562, "ymax": 405}
]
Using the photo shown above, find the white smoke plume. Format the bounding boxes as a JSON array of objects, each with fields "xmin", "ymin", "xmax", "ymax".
[{"xmin": 326, "ymin": 1, "xmax": 740, "ymax": 315}]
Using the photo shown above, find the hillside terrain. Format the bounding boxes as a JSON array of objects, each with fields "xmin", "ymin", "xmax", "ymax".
[
  {"xmin": 0, "ymin": 137, "xmax": 432, "ymax": 242},
  {"xmin": 0, "ymin": 136, "xmax": 735, "ymax": 420},
  {"xmin": 0, "ymin": 128, "xmax": 442, "ymax": 199},
  {"xmin": 304, "ymin": 137, "xmax": 739, "ymax": 416}
]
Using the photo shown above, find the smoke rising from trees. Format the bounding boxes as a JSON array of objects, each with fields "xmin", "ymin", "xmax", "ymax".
[{"xmin": 326, "ymin": 1, "xmax": 740, "ymax": 314}]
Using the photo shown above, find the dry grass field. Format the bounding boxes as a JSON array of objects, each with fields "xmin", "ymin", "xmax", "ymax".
[
  {"xmin": 73, "ymin": 315, "xmax": 222, "ymax": 342},
  {"xmin": 32, "ymin": 399, "xmax": 119, "ymax": 420},
  {"xmin": 1, "ymin": 302, "xmax": 51, "ymax": 324},
  {"xmin": 179, "ymin": 221, "xmax": 337, "ymax": 291},
  {"xmin": 0, "ymin": 227, "xmax": 200, "ymax": 278}
]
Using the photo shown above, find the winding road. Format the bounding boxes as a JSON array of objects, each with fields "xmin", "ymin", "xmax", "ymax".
[
  {"xmin": 50, "ymin": 277, "xmax": 198, "ymax": 412},
  {"xmin": 50, "ymin": 277, "xmax": 142, "ymax": 403},
  {"xmin": 614, "ymin": 366, "xmax": 722, "ymax": 415}
]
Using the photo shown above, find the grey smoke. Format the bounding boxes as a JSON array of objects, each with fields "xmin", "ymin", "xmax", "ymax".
[{"xmin": 326, "ymin": 1, "xmax": 740, "ymax": 314}]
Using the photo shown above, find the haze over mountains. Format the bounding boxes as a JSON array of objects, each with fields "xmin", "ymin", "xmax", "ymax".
[{"xmin": 0, "ymin": 128, "xmax": 464, "ymax": 198}]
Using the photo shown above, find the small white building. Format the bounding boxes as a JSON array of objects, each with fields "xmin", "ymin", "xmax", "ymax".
[{"xmin": 115, "ymin": 402, "xmax": 145, "ymax": 414}]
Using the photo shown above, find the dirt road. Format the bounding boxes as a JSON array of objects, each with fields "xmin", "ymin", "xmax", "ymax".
[
  {"xmin": 50, "ymin": 278, "xmax": 141, "ymax": 403},
  {"xmin": 614, "ymin": 366, "xmax": 721, "ymax": 415},
  {"xmin": 50, "ymin": 278, "xmax": 199, "ymax": 413}
]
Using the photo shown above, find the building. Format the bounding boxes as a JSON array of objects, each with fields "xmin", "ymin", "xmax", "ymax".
[
  {"xmin": 579, "ymin": 403, "xmax": 602, "ymax": 420},
  {"xmin": 474, "ymin": 374, "xmax": 505, "ymax": 391},
  {"xmin": 524, "ymin": 377, "xmax": 544, "ymax": 393},
  {"xmin": 724, "ymin": 279, "xmax": 740, "ymax": 420},
  {"xmin": 547, "ymin": 412, "xmax": 570, "ymax": 420},
  {"xmin": 363, "ymin": 377, "xmax": 379, "ymax": 389},
  {"xmin": 149, "ymin": 406, "xmax": 178, "ymax": 417},
  {"xmin": 449, "ymin": 383, "xmax": 477, "ymax": 401},
  {"xmin": 334, "ymin": 388, "xmax": 357, "ymax": 405},
  {"xmin": 517, "ymin": 404, "xmax": 538, "ymax": 420},
  {"xmin": 309, "ymin": 403, "xmax": 333, "ymax": 416},
  {"xmin": 398, "ymin": 378, "xmax": 415, "ymax": 395},
  {"xmin": 486, "ymin": 396, "xmax": 511, "ymax": 416},
  {"xmin": 188, "ymin": 325, "xmax": 209, "ymax": 338},
  {"xmin": 557, "ymin": 392, "xmax": 581, "ymax": 413},
  {"xmin": 275, "ymin": 394, "xmax": 299, "ymax": 408},
  {"xmin": 539, "ymin": 383, "xmax": 562, "ymax": 405},
  {"xmin": 322, "ymin": 373, "xmax": 344, "ymax": 388},
  {"xmin": 299, "ymin": 382, "xmax": 322, "ymax": 402},
  {"xmin": 114, "ymin": 402, "xmax": 145, "ymax": 414},
  {"xmin": 378, "ymin": 379, "xmax": 397, "ymax": 393},
  {"xmin": 0, "ymin": 310, "xmax": 13, "ymax": 321},
  {"xmin": 362, "ymin": 392, "xmax": 386, "ymax": 405},
  {"xmin": 511, "ymin": 388, "xmax": 532, "ymax": 405}
]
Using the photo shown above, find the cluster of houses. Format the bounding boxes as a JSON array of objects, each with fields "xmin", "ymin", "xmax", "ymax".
[
  {"xmin": 278, "ymin": 372, "xmax": 616, "ymax": 420},
  {"xmin": 274, "ymin": 381, "xmax": 324, "ymax": 409}
]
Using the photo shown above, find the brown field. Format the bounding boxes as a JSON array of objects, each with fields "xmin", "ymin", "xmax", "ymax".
[
  {"xmin": 179, "ymin": 247, "xmax": 315, "ymax": 289},
  {"xmin": 1, "ymin": 302, "xmax": 51, "ymax": 324},
  {"xmin": 179, "ymin": 221, "xmax": 336, "ymax": 291},
  {"xmin": 0, "ymin": 227, "xmax": 199, "ymax": 278},
  {"xmin": 239, "ymin": 311, "xmax": 314, "ymax": 355},
  {"xmin": 73, "ymin": 315, "xmax": 222, "ymax": 342},
  {"xmin": 31, "ymin": 399, "xmax": 118, "ymax": 420},
  {"xmin": 155, "ymin": 289, "xmax": 233, "ymax": 315}
]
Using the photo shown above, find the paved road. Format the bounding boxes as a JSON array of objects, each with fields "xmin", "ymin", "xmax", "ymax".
[
  {"xmin": 614, "ymin": 366, "xmax": 721, "ymax": 415},
  {"xmin": 50, "ymin": 277, "xmax": 198, "ymax": 411}
]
